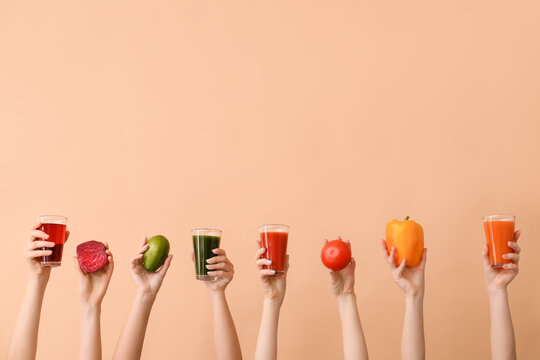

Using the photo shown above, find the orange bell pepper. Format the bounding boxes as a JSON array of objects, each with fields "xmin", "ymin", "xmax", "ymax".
[{"xmin": 385, "ymin": 216, "xmax": 424, "ymax": 267}]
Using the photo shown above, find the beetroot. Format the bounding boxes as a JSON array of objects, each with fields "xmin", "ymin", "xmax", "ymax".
[{"xmin": 76, "ymin": 241, "xmax": 109, "ymax": 273}]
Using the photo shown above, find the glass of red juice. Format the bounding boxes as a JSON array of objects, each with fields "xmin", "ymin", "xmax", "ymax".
[
  {"xmin": 483, "ymin": 214, "xmax": 515, "ymax": 268},
  {"xmin": 37, "ymin": 215, "xmax": 68, "ymax": 267},
  {"xmin": 259, "ymin": 224, "xmax": 289, "ymax": 276}
]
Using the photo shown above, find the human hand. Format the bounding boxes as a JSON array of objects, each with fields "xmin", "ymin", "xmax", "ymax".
[
  {"xmin": 130, "ymin": 236, "xmax": 173, "ymax": 297},
  {"xmin": 25, "ymin": 222, "xmax": 70, "ymax": 279},
  {"xmin": 381, "ymin": 239, "xmax": 427, "ymax": 298},
  {"xmin": 255, "ymin": 242, "xmax": 289, "ymax": 304},
  {"xmin": 74, "ymin": 243, "xmax": 114, "ymax": 306},
  {"xmin": 194, "ymin": 248, "xmax": 235, "ymax": 293},
  {"xmin": 327, "ymin": 238, "xmax": 356, "ymax": 298},
  {"xmin": 484, "ymin": 230, "xmax": 521, "ymax": 293}
]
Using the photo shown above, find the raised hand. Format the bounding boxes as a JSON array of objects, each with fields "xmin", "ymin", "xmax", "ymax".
[
  {"xmin": 484, "ymin": 230, "xmax": 521, "ymax": 293},
  {"xmin": 130, "ymin": 236, "xmax": 173, "ymax": 297},
  {"xmin": 198, "ymin": 248, "xmax": 243, "ymax": 360},
  {"xmin": 381, "ymin": 239, "xmax": 427, "ymax": 297},
  {"xmin": 7, "ymin": 223, "xmax": 69, "ymax": 360},
  {"xmin": 327, "ymin": 238, "xmax": 356, "ymax": 297},
  {"xmin": 254, "ymin": 242, "xmax": 289, "ymax": 360},
  {"xmin": 113, "ymin": 237, "xmax": 173, "ymax": 360},
  {"xmin": 382, "ymin": 240, "xmax": 427, "ymax": 360},
  {"xmin": 255, "ymin": 243, "xmax": 288, "ymax": 304},
  {"xmin": 25, "ymin": 222, "xmax": 70, "ymax": 278},
  {"xmin": 74, "ymin": 243, "xmax": 114, "ymax": 306},
  {"xmin": 201, "ymin": 248, "xmax": 235, "ymax": 293}
]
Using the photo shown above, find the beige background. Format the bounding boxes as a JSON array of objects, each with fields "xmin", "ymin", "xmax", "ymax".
[{"xmin": 1, "ymin": 1, "xmax": 539, "ymax": 359}]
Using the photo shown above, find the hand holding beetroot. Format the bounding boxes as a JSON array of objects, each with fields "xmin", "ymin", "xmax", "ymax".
[{"xmin": 74, "ymin": 241, "xmax": 114, "ymax": 306}]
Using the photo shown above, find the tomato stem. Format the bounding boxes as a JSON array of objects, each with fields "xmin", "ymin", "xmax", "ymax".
[{"xmin": 405, "ymin": 216, "xmax": 410, "ymax": 220}]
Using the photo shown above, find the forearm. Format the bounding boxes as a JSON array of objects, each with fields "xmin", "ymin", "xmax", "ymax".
[
  {"xmin": 254, "ymin": 299, "xmax": 281, "ymax": 360},
  {"xmin": 209, "ymin": 291, "xmax": 242, "ymax": 360},
  {"xmin": 488, "ymin": 288, "xmax": 516, "ymax": 360},
  {"xmin": 8, "ymin": 275, "xmax": 48, "ymax": 360},
  {"xmin": 336, "ymin": 294, "xmax": 368, "ymax": 360},
  {"xmin": 402, "ymin": 294, "xmax": 425, "ymax": 360},
  {"xmin": 113, "ymin": 293, "xmax": 155, "ymax": 360},
  {"xmin": 79, "ymin": 303, "xmax": 102, "ymax": 360}
]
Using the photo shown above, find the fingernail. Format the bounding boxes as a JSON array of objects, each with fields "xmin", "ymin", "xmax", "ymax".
[
  {"xmin": 267, "ymin": 260, "xmax": 272, "ymax": 264},
  {"xmin": 206, "ymin": 258, "xmax": 212, "ymax": 263},
  {"xmin": 508, "ymin": 242, "xmax": 513, "ymax": 246},
  {"xmin": 259, "ymin": 247, "xmax": 265, "ymax": 252},
  {"xmin": 212, "ymin": 249, "xmax": 218, "ymax": 253},
  {"xmin": 270, "ymin": 270, "xmax": 276, "ymax": 274},
  {"xmin": 206, "ymin": 264, "xmax": 211, "ymax": 269}
]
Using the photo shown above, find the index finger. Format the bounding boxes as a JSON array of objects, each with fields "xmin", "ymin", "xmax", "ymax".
[
  {"xmin": 29, "ymin": 230, "xmax": 49, "ymax": 242},
  {"xmin": 212, "ymin": 248, "xmax": 226, "ymax": 256},
  {"xmin": 255, "ymin": 246, "xmax": 266, "ymax": 260},
  {"xmin": 514, "ymin": 230, "xmax": 521, "ymax": 242},
  {"xmin": 30, "ymin": 222, "xmax": 42, "ymax": 231}
]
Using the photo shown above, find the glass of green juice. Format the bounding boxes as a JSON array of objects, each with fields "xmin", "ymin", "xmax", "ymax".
[{"xmin": 192, "ymin": 228, "xmax": 222, "ymax": 281}]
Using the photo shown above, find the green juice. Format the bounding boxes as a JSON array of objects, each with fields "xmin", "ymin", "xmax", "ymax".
[{"xmin": 193, "ymin": 234, "xmax": 221, "ymax": 280}]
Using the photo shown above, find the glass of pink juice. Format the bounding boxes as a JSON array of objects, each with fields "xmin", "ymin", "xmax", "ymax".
[
  {"xmin": 37, "ymin": 215, "xmax": 68, "ymax": 267},
  {"xmin": 259, "ymin": 224, "xmax": 289, "ymax": 276}
]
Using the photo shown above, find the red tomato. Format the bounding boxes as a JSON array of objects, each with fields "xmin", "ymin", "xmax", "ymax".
[{"xmin": 321, "ymin": 240, "xmax": 352, "ymax": 271}]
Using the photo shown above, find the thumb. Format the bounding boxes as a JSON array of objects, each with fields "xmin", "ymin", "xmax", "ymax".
[{"xmin": 73, "ymin": 256, "xmax": 84, "ymax": 276}]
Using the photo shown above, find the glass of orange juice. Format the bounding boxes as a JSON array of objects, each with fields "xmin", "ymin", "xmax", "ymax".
[{"xmin": 482, "ymin": 214, "xmax": 515, "ymax": 267}]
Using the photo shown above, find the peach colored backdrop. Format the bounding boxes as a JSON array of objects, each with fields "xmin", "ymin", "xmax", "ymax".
[{"xmin": 1, "ymin": 1, "xmax": 539, "ymax": 359}]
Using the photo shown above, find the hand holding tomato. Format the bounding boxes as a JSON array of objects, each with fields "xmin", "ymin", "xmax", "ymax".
[
  {"xmin": 322, "ymin": 237, "xmax": 352, "ymax": 271},
  {"xmin": 326, "ymin": 238, "xmax": 356, "ymax": 297},
  {"xmin": 381, "ymin": 239, "xmax": 427, "ymax": 297}
]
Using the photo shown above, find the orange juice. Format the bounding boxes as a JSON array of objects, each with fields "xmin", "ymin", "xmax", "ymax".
[{"xmin": 483, "ymin": 215, "xmax": 515, "ymax": 267}]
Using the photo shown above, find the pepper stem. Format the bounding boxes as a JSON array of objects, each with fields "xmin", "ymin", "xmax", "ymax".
[{"xmin": 405, "ymin": 216, "xmax": 410, "ymax": 220}]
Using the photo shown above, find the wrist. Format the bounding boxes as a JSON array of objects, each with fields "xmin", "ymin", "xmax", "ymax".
[
  {"xmin": 80, "ymin": 302, "xmax": 101, "ymax": 314},
  {"xmin": 135, "ymin": 291, "xmax": 157, "ymax": 304},
  {"xmin": 336, "ymin": 292, "xmax": 357, "ymax": 311},
  {"xmin": 487, "ymin": 286, "xmax": 508, "ymax": 298},
  {"xmin": 263, "ymin": 297, "xmax": 283, "ymax": 309},
  {"xmin": 405, "ymin": 292, "xmax": 424, "ymax": 305},
  {"xmin": 80, "ymin": 297, "xmax": 103, "ymax": 307},
  {"xmin": 28, "ymin": 273, "xmax": 49, "ymax": 291},
  {"xmin": 336, "ymin": 292, "xmax": 356, "ymax": 301},
  {"xmin": 208, "ymin": 289, "xmax": 226, "ymax": 299}
]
